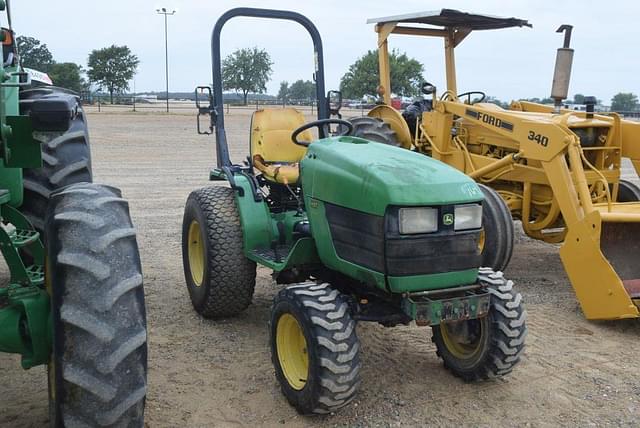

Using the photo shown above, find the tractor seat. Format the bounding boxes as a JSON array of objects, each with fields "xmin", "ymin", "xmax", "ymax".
[{"xmin": 250, "ymin": 108, "xmax": 312, "ymax": 185}]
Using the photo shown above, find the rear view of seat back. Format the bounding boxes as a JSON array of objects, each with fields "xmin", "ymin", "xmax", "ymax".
[{"xmin": 250, "ymin": 108, "xmax": 312, "ymax": 164}]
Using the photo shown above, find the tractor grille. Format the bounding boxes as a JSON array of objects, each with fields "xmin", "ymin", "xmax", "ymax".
[
  {"xmin": 385, "ymin": 231, "xmax": 481, "ymax": 276},
  {"xmin": 325, "ymin": 203, "xmax": 481, "ymax": 277},
  {"xmin": 324, "ymin": 203, "xmax": 385, "ymax": 272}
]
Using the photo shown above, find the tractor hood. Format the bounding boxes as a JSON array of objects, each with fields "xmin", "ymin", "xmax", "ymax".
[{"xmin": 300, "ymin": 136, "xmax": 483, "ymax": 216}]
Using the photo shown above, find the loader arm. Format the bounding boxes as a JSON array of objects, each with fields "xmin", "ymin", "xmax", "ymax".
[
  {"xmin": 427, "ymin": 100, "xmax": 640, "ymax": 319},
  {"xmin": 513, "ymin": 100, "xmax": 640, "ymax": 178}
]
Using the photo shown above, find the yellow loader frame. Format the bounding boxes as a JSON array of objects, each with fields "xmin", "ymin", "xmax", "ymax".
[{"xmin": 367, "ymin": 9, "xmax": 640, "ymax": 320}]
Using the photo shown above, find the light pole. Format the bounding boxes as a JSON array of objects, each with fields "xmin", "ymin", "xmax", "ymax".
[{"xmin": 156, "ymin": 7, "xmax": 175, "ymax": 113}]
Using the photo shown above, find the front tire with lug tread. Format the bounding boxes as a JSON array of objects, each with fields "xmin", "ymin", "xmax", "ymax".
[
  {"xmin": 46, "ymin": 183, "xmax": 146, "ymax": 427},
  {"xmin": 431, "ymin": 268, "xmax": 526, "ymax": 381},
  {"xmin": 182, "ymin": 186, "xmax": 256, "ymax": 318},
  {"xmin": 270, "ymin": 282, "xmax": 361, "ymax": 415}
]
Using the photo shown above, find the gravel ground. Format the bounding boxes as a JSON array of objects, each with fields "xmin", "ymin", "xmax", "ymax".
[{"xmin": 1, "ymin": 109, "xmax": 640, "ymax": 427}]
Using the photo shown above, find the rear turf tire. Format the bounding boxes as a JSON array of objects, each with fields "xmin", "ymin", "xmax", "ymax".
[
  {"xmin": 270, "ymin": 283, "xmax": 361, "ymax": 415},
  {"xmin": 182, "ymin": 186, "xmax": 256, "ymax": 318},
  {"xmin": 478, "ymin": 184, "xmax": 514, "ymax": 271},
  {"xmin": 616, "ymin": 179, "xmax": 640, "ymax": 202},
  {"xmin": 20, "ymin": 88, "xmax": 92, "ymax": 235},
  {"xmin": 431, "ymin": 268, "xmax": 526, "ymax": 381},
  {"xmin": 348, "ymin": 117, "xmax": 400, "ymax": 146},
  {"xmin": 46, "ymin": 183, "xmax": 146, "ymax": 427}
]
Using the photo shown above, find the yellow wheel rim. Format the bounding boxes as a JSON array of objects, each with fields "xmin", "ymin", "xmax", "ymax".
[
  {"xmin": 440, "ymin": 319, "xmax": 486, "ymax": 360},
  {"xmin": 188, "ymin": 220, "xmax": 205, "ymax": 286},
  {"xmin": 276, "ymin": 313, "xmax": 309, "ymax": 390},
  {"xmin": 478, "ymin": 229, "xmax": 486, "ymax": 252}
]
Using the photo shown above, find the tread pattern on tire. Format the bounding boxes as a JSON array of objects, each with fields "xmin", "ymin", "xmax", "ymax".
[
  {"xmin": 433, "ymin": 268, "xmax": 527, "ymax": 381},
  {"xmin": 272, "ymin": 283, "xmax": 361, "ymax": 415},
  {"xmin": 478, "ymin": 184, "xmax": 514, "ymax": 271},
  {"xmin": 348, "ymin": 116, "xmax": 400, "ymax": 146},
  {"xmin": 47, "ymin": 183, "xmax": 146, "ymax": 427},
  {"xmin": 20, "ymin": 91, "xmax": 92, "ymax": 234},
  {"xmin": 183, "ymin": 186, "xmax": 256, "ymax": 318}
]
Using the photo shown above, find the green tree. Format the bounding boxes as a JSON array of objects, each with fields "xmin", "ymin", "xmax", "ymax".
[
  {"xmin": 17, "ymin": 36, "xmax": 54, "ymax": 72},
  {"xmin": 222, "ymin": 47, "xmax": 273, "ymax": 105},
  {"xmin": 339, "ymin": 49, "xmax": 424, "ymax": 99},
  {"xmin": 523, "ymin": 97, "xmax": 555, "ymax": 104},
  {"xmin": 571, "ymin": 94, "xmax": 601, "ymax": 105},
  {"xmin": 611, "ymin": 92, "xmax": 639, "ymax": 112},
  {"xmin": 87, "ymin": 45, "xmax": 139, "ymax": 103},
  {"xmin": 484, "ymin": 96, "xmax": 509, "ymax": 108},
  {"xmin": 277, "ymin": 81, "xmax": 289, "ymax": 100},
  {"xmin": 49, "ymin": 62, "xmax": 85, "ymax": 93},
  {"xmin": 288, "ymin": 79, "xmax": 315, "ymax": 101}
]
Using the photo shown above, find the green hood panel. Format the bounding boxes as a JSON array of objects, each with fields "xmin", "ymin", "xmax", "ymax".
[{"xmin": 301, "ymin": 136, "xmax": 482, "ymax": 215}]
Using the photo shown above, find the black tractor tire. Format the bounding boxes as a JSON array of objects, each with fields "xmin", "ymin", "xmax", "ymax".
[
  {"xmin": 478, "ymin": 184, "xmax": 514, "ymax": 272},
  {"xmin": 616, "ymin": 179, "xmax": 640, "ymax": 202},
  {"xmin": 182, "ymin": 186, "xmax": 256, "ymax": 318},
  {"xmin": 431, "ymin": 268, "xmax": 526, "ymax": 381},
  {"xmin": 19, "ymin": 88, "xmax": 92, "ymax": 235},
  {"xmin": 270, "ymin": 282, "xmax": 361, "ymax": 415},
  {"xmin": 46, "ymin": 183, "xmax": 146, "ymax": 427},
  {"xmin": 348, "ymin": 116, "xmax": 400, "ymax": 146}
]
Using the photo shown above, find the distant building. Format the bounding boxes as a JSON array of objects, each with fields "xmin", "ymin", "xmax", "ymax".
[{"xmin": 135, "ymin": 94, "xmax": 158, "ymax": 102}]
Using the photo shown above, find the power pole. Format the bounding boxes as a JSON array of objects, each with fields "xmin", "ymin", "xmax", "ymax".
[{"xmin": 156, "ymin": 7, "xmax": 176, "ymax": 113}]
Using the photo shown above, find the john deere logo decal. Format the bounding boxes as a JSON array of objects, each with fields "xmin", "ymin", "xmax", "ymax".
[{"xmin": 443, "ymin": 213, "xmax": 454, "ymax": 226}]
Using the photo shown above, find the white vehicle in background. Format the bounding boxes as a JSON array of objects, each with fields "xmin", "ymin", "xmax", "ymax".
[{"xmin": 22, "ymin": 67, "xmax": 52, "ymax": 85}]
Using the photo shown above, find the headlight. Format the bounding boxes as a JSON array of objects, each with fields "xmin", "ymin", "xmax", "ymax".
[
  {"xmin": 454, "ymin": 204, "xmax": 482, "ymax": 231},
  {"xmin": 399, "ymin": 207, "xmax": 438, "ymax": 234}
]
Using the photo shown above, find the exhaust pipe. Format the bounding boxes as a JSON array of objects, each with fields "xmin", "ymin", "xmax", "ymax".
[{"xmin": 551, "ymin": 24, "xmax": 574, "ymax": 113}]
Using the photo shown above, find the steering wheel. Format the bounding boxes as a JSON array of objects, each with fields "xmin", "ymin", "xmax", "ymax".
[
  {"xmin": 457, "ymin": 91, "xmax": 486, "ymax": 104},
  {"xmin": 291, "ymin": 119, "xmax": 354, "ymax": 147}
]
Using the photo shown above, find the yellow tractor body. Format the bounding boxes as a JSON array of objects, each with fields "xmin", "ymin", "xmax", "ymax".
[{"xmin": 367, "ymin": 9, "xmax": 640, "ymax": 320}]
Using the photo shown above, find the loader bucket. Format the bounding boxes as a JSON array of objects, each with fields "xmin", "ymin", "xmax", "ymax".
[
  {"xmin": 600, "ymin": 222, "xmax": 640, "ymax": 300},
  {"xmin": 558, "ymin": 210, "xmax": 640, "ymax": 320}
]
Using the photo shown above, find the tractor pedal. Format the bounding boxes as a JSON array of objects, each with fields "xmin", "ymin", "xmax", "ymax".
[
  {"xmin": 10, "ymin": 229, "xmax": 40, "ymax": 248},
  {"xmin": 25, "ymin": 264, "xmax": 44, "ymax": 286}
]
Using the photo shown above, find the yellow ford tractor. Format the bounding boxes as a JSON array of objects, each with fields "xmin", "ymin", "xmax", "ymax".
[{"xmin": 356, "ymin": 9, "xmax": 640, "ymax": 320}]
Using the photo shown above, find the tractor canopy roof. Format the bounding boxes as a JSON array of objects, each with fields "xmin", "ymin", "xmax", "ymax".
[{"xmin": 367, "ymin": 9, "xmax": 531, "ymax": 31}]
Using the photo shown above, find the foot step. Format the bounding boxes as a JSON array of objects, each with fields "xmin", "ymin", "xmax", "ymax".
[
  {"xmin": 26, "ymin": 264, "xmax": 44, "ymax": 285},
  {"xmin": 11, "ymin": 229, "xmax": 40, "ymax": 248}
]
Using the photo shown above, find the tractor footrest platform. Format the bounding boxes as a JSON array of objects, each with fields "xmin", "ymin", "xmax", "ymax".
[
  {"xmin": 26, "ymin": 265, "xmax": 44, "ymax": 285},
  {"xmin": 11, "ymin": 229, "xmax": 40, "ymax": 247},
  {"xmin": 252, "ymin": 244, "xmax": 293, "ymax": 263},
  {"xmin": 401, "ymin": 290, "xmax": 490, "ymax": 326}
]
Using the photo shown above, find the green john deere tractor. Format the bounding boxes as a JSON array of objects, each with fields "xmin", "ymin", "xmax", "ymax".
[
  {"xmin": 0, "ymin": 2, "xmax": 147, "ymax": 426},
  {"xmin": 184, "ymin": 7, "xmax": 526, "ymax": 415}
]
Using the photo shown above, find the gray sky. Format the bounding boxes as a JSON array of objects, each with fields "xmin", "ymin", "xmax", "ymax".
[{"xmin": 10, "ymin": 0, "xmax": 640, "ymax": 103}]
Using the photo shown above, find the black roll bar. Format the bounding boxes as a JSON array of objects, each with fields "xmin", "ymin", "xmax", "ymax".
[{"xmin": 211, "ymin": 8, "xmax": 328, "ymax": 168}]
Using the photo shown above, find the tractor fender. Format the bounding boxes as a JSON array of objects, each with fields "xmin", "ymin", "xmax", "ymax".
[{"xmin": 231, "ymin": 174, "xmax": 273, "ymax": 254}]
